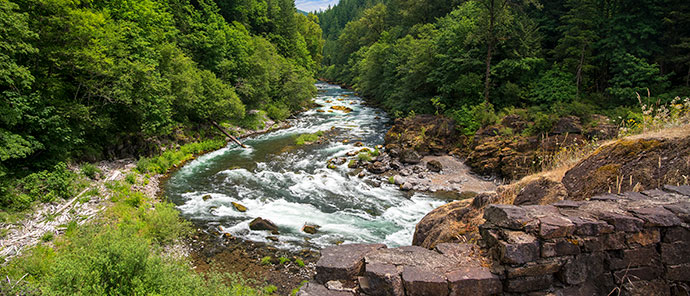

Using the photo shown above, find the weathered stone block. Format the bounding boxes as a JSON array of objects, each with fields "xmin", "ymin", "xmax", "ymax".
[
  {"xmin": 629, "ymin": 207, "xmax": 682, "ymax": 227},
  {"xmin": 435, "ymin": 243, "xmax": 481, "ymax": 266},
  {"xmin": 401, "ymin": 266, "xmax": 449, "ymax": 296},
  {"xmin": 538, "ymin": 216, "xmax": 575, "ymax": 239},
  {"xmin": 582, "ymin": 237, "xmax": 604, "ymax": 252},
  {"xmin": 446, "ymin": 267, "xmax": 501, "ymax": 296},
  {"xmin": 613, "ymin": 265, "xmax": 663, "ymax": 282},
  {"xmin": 607, "ymin": 246, "xmax": 660, "ymax": 269},
  {"xmin": 661, "ymin": 241, "xmax": 690, "ymax": 265},
  {"xmin": 625, "ymin": 228, "xmax": 660, "ymax": 247},
  {"xmin": 484, "ymin": 204, "xmax": 531, "ymax": 230},
  {"xmin": 499, "ymin": 231, "xmax": 540, "ymax": 265},
  {"xmin": 361, "ymin": 263, "xmax": 403, "ymax": 296},
  {"xmin": 663, "ymin": 184, "xmax": 690, "ymax": 196},
  {"xmin": 297, "ymin": 281, "xmax": 354, "ymax": 296},
  {"xmin": 666, "ymin": 263, "xmax": 690, "ymax": 281},
  {"xmin": 557, "ymin": 254, "xmax": 604, "ymax": 285},
  {"xmin": 602, "ymin": 232, "xmax": 627, "ymax": 250},
  {"xmin": 505, "ymin": 259, "xmax": 562, "ymax": 278},
  {"xmin": 570, "ymin": 216, "xmax": 614, "ymax": 236},
  {"xmin": 315, "ymin": 244, "xmax": 387, "ymax": 284},
  {"xmin": 664, "ymin": 202, "xmax": 690, "ymax": 224},
  {"xmin": 663, "ymin": 226, "xmax": 690, "ymax": 243},
  {"xmin": 504, "ymin": 275, "xmax": 552, "ymax": 293},
  {"xmin": 597, "ymin": 212, "xmax": 644, "ymax": 232},
  {"xmin": 542, "ymin": 239, "xmax": 580, "ymax": 258}
]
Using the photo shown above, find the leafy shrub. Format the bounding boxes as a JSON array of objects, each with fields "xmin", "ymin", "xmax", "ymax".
[
  {"xmin": 80, "ymin": 163, "xmax": 101, "ymax": 180},
  {"xmin": 125, "ymin": 173, "xmax": 137, "ymax": 185},
  {"xmin": 143, "ymin": 202, "xmax": 192, "ymax": 244},
  {"xmin": 41, "ymin": 232, "xmax": 54, "ymax": 242},
  {"xmin": 18, "ymin": 162, "xmax": 75, "ymax": 204},
  {"xmin": 295, "ymin": 131, "xmax": 324, "ymax": 145},
  {"xmin": 279, "ymin": 257, "xmax": 289, "ymax": 265},
  {"xmin": 357, "ymin": 153, "xmax": 372, "ymax": 162},
  {"xmin": 260, "ymin": 256, "xmax": 272, "ymax": 265},
  {"xmin": 528, "ymin": 68, "xmax": 577, "ymax": 105},
  {"xmin": 266, "ymin": 102, "xmax": 291, "ymax": 121},
  {"xmin": 449, "ymin": 102, "xmax": 499, "ymax": 136},
  {"xmin": 295, "ymin": 259, "xmax": 305, "ymax": 267},
  {"xmin": 136, "ymin": 140, "xmax": 225, "ymax": 174}
]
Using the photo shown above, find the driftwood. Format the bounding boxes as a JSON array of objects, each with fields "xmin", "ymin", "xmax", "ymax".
[{"xmin": 210, "ymin": 121, "xmax": 248, "ymax": 148}]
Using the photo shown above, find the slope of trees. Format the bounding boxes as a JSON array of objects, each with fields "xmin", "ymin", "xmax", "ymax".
[
  {"xmin": 319, "ymin": 0, "xmax": 690, "ymax": 128},
  {"xmin": 0, "ymin": 0, "xmax": 323, "ymax": 209}
]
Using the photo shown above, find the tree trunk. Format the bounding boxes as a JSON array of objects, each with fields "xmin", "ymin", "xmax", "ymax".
[
  {"xmin": 483, "ymin": 0, "xmax": 495, "ymax": 103},
  {"xmin": 576, "ymin": 43, "xmax": 586, "ymax": 96},
  {"xmin": 210, "ymin": 121, "xmax": 247, "ymax": 148}
]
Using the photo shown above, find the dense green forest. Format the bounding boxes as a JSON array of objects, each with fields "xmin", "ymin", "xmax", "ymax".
[
  {"xmin": 0, "ymin": 0, "xmax": 324, "ymax": 209},
  {"xmin": 317, "ymin": 0, "xmax": 690, "ymax": 134}
]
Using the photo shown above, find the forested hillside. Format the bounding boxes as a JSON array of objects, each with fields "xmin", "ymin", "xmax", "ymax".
[
  {"xmin": 318, "ymin": 0, "xmax": 690, "ymax": 134},
  {"xmin": 0, "ymin": 0, "xmax": 323, "ymax": 209}
]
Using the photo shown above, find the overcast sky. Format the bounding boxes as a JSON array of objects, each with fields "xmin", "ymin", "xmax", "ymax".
[{"xmin": 295, "ymin": 0, "xmax": 339, "ymax": 12}]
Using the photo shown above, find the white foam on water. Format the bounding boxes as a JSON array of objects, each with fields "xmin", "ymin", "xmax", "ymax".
[{"xmin": 167, "ymin": 82, "xmax": 445, "ymax": 250}]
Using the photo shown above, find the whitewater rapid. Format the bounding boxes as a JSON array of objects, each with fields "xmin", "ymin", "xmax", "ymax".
[{"xmin": 164, "ymin": 82, "xmax": 445, "ymax": 250}]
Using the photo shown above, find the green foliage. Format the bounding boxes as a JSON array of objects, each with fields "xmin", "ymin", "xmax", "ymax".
[
  {"xmin": 143, "ymin": 203, "xmax": 192, "ymax": 245},
  {"xmin": 40, "ymin": 232, "xmax": 54, "ymax": 242},
  {"xmin": 319, "ymin": 0, "xmax": 689, "ymax": 135},
  {"xmin": 295, "ymin": 258, "xmax": 305, "ymax": 267},
  {"xmin": 357, "ymin": 153, "xmax": 372, "ymax": 162},
  {"xmin": 295, "ymin": 131, "xmax": 324, "ymax": 145},
  {"xmin": 449, "ymin": 102, "xmax": 499, "ymax": 136},
  {"xmin": 80, "ymin": 163, "xmax": 101, "ymax": 180},
  {"xmin": 529, "ymin": 68, "xmax": 577, "ymax": 105},
  {"xmin": 278, "ymin": 256, "xmax": 290, "ymax": 265},
  {"xmin": 260, "ymin": 256, "xmax": 272, "ymax": 265},
  {"xmin": 136, "ymin": 140, "xmax": 225, "ymax": 174},
  {"xmin": 2, "ymin": 163, "xmax": 76, "ymax": 210},
  {"xmin": 125, "ymin": 173, "xmax": 137, "ymax": 185}
]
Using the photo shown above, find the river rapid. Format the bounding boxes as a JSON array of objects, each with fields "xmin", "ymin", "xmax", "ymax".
[{"xmin": 164, "ymin": 82, "xmax": 446, "ymax": 250}]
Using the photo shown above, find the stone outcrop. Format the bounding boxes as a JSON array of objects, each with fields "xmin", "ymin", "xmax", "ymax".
[
  {"xmin": 302, "ymin": 185, "xmax": 690, "ymax": 295},
  {"xmin": 248, "ymin": 217, "xmax": 278, "ymax": 232},
  {"xmin": 563, "ymin": 136, "xmax": 690, "ymax": 200}
]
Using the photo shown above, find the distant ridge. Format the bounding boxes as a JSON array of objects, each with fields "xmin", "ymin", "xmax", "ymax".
[{"xmin": 297, "ymin": 9, "xmax": 309, "ymax": 15}]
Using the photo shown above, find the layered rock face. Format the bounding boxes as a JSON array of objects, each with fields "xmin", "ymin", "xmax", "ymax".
[{"xmin": 299, "ymin": 186, "xmax": 690, "ymax": 295}]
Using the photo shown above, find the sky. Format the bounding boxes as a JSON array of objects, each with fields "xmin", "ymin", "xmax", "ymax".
[{"xmin": 295, "ymin": 0, "xmax": 340, "ymax": 13}]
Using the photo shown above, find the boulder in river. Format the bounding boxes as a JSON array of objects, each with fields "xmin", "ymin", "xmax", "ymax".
[
  {"xmin": 232, "ymin": 202, "xmax": 247, "ymax": 212},
  {"xmin": 202, "ymin": 194, "xmax": 212, "ymax": 201},
  {"xmin": 249, "ymin": 217, "xmax": 278, "ymax": 232},
  {"xmin": 302, "ymin": 224, "xmax": 320, "ymax": 234},
  {"xmin": 426, "ymin": 160, "xmax": 442, "ymax": 172},
  {"xmin": 367, "ymin": 161, "xmax": 388, "ymax": 174},
  {"xmin": 399, "ymin": 149, "xmax": 422, "ymax": 164}
]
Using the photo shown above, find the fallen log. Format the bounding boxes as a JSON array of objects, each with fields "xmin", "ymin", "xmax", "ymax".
[{"xmin": 210, "ymin": 121, "xmax": 247, "ymax": 148}]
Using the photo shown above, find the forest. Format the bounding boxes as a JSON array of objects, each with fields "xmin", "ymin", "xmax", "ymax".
[
  {"xmin": 0, "ymin": 0, "xmax": 324, "ymax": 209},
  {"xmin": 317, "ymin": 0, "xmax": 690, "ymax": 135}
]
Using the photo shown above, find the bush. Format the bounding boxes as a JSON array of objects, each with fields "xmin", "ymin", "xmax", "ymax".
[
  {"xmin": 143, "ymin": 202, "xmax": 192, "ymax": 244},
  {"xmin": 80, "ymin": 163, "xmax": 101, "ymax": 180},
  {"xmin": 449, "ymin": 102, "xmax": 499, "ymax": 136},
  {"xmin": 266, "ymin": 102, "xmax": 291, "ymax": 121},
  {"xmin": 357, "ymin": 153, "xmax": 372, "ymax": 162},
  {"xmin": 136, "ymin": 140, "xmax": 225, "ymax": 174},
  {"xmin": 18, "ymin": 162, "xmax": 76, "ymax": 204},
  {"xmin": 295, "ymin": 131, "xmax": 324, "ymax": 145}
]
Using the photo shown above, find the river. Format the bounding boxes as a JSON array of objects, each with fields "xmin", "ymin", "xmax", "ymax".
[{"xmin": 163, "ymin": 82, "xmax": 446, "ymax": 250}]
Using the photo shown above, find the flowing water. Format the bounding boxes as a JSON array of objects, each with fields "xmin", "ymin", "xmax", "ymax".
[{"xmin": 164, "ymin": 82, "xmax": 446, "ymax": 250}]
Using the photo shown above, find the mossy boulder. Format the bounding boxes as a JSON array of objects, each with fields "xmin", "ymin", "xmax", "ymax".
[
  {"xmin": 232, "ymin": 202, "xmax": 247, "ymax": 212},
  {"xmin": 562, "ymin": 136, "xmax": 690, "ymax": 200}
]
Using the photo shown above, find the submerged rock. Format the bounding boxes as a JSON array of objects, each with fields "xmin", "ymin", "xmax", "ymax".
[
  {"xmin": 249, "ymin": 217, "xmax": 278, "ymax": 232},
  {"xmin": 202, "ymin": 195, "xmax": 212, "ymax": 201}
]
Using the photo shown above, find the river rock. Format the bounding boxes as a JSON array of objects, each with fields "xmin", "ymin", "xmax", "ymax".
[
  {"xmin": 297, "ymin": 281, "xmax": 354, "ymax": 296},
  {"xmin": 367, "ymin": 161, "xmax": 388, "ymax": 174},
  {"xmin": 401, "ymin": 266, "xmax": 448, "ymax": 296},
  {"xmin": 426, "ymin": 160, "xmax": 442, "ymax": 172},
  {"xmin": 302, "ymin": 224, "xmax": 320, "ymax": 234},
  {"xmin": 232, "ymin": 202, "xmax": 247, "ymax": 212},
  {"xmin": 249, "ymin": 217, "xmax": 278, "ymax": 232},
  {"xmin": 202, "ymin": 194, "xmax": 212, "ymax": 201},
  {"xmin": 315, "ymin": 244, "xmax": 387, "ymax": 284},
  {"xmin": 399, "ymin": 149, "xmax": 422, "ymax": 164},
  {"xmin": 513, "ymin": 177, "xmax": 567, "ymax": 205}
]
